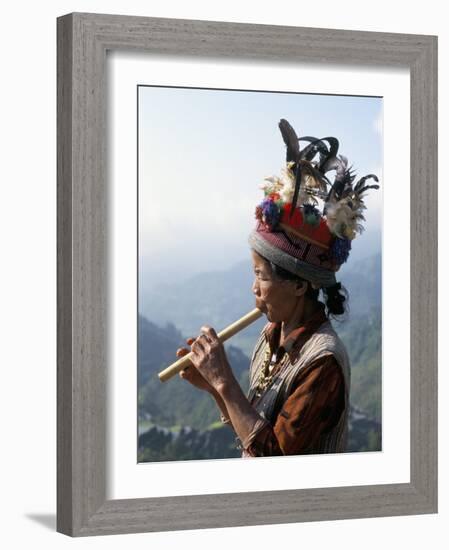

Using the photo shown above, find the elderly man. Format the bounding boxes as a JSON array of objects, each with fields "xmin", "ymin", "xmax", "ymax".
[{"xmin": 178, "ymin": 119, "xmax": 378, "ymax": 457}]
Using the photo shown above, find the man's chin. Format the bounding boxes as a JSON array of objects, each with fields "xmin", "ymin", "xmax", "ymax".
[
  {"xmin": 266, "ymin": 312, "xmax": 277, "ymax": 322},
  {"xmin": 259, "ymin": 306, "xmax": 272, "ymax": 321},
  {"xmin": 262, "ymin": 309, "xmax": 278, "ymax": 323}
]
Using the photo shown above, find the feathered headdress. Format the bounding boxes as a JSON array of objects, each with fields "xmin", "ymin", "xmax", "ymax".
[{"xmin": 250, "ymin": 119, "xmax": 379, "ymax": 287}]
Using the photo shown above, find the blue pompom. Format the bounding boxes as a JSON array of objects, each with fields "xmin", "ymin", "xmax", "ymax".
[
  {"xmin": 330, "ymin": 237, "xmax": 352, "ymax": 264},
  {"xmin": 260, "ymin": 197, "xmax": 281, "ymax": 229}
]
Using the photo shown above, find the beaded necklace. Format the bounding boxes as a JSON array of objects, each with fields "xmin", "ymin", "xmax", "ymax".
[{"xmin": 254, "ymin": 345, "xmax": 289, "ymax": 398}]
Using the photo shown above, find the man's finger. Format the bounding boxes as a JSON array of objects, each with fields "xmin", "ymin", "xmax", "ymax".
[
  {"xmin": 191, "ymin": 339, "xmax": 205, "ymax": 354},
  {"xmin": 179, "ymin": 365, "xmax": 192, "ymax": 378},
  {"xmin": 200, "ymin": 325, "xmax": 219, "ymax": 341},
  {"xmin": 176, "ymin": 347, "xmax": 189, "ymax": 357}
]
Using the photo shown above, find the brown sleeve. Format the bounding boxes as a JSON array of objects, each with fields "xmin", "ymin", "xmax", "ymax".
[{"xmin": 243, "ymin": 355, "xmax": 345, "ymax": 457}]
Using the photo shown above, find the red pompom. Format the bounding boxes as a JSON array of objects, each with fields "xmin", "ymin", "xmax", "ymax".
[{"xmin": 281, "ymin": 204, "xmax": 332, "ymax": 246}]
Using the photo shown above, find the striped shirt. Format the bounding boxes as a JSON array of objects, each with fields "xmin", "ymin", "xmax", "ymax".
[{"xmin": 241, "ymin": 304, "xmax": 346, "ymax": 456}]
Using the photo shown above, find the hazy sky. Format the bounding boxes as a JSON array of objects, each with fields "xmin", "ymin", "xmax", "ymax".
[{"xmin": 138, "ymin": 86, "xmax": 382, "ymax": 288}]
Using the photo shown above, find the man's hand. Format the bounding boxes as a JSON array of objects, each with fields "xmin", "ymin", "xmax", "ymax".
[
  {"xmin": 177, "ymin": 337, "xmax": 215, "ymax": 393},
  {"xmin": 188, "ymin": 326, "xmax": 236, "ymax": 393}
]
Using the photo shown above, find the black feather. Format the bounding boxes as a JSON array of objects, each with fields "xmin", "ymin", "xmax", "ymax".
[
  {"xmin": 321, "ymin": 156, "xmax": 340, "ymax": 174},
  {"xmin": 278, "ymin": 119, "xmax": 300, "ymax": 164},
  {"xmin": 298, "ymin": 136, "xmax": 329, "ymax": 162},
  {"xmin": 318, "ymin": 137, "xmax": 340, "ymax": 172},
  {"xmin": 356, "ymin": 184, "xmax": 380, "ymax": 196},
  {"xmin": 354, "ymin": 174, "xmax": 379, "ymax": 194},
  {"xmin": 339, "ymin": 166, "xmax": 357, "ymax": 195},
  {"xmin": 302, "ymin": 162, "xmax": 332, "ymax": 191},
  {"xmin": 325, "ymin": 157, "xmax": 348, "ymax": 201}
]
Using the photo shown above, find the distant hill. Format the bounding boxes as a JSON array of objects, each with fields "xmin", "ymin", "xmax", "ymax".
[
  {"xmin": 140, "ymin": 253, "xmax": 381, "ymax": 353},
  {"xmin": 139, "ymin": 259, "xmax": 266, "ymax": 357},
  {"xmin": 338, "ymin": 252, "xmax": 382, "ymax": 319},
  {"xmin": 336, "ymin": 253, "xmax": 382, "ymax": 421},
  {"xmin": 138, "ymin": 424, "xmax": 241, "ymax": 462},
  {"xmin": 139, "ymin": 253, "xmax": 382, "ymax": 419},
  {"xmin": 138, "ymin": 252, "xmax": 382, "ymax": 460},
  {"xmin": 138, "ymin": 316, "xmax": 250, "ymax": 430}
]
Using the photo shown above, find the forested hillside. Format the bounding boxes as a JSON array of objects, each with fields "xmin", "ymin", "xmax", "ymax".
[{"xmin": 138, "ymin": 253, "xmax": 382, "ymax": 461}]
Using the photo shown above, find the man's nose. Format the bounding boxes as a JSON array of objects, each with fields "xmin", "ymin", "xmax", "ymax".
[{"xmin": 252, "ymin": 278, "xmax": 259, "ymax": 295}]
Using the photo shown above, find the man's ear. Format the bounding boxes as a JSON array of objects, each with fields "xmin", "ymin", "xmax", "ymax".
[{"xmin": 295, "ymin": 280, "xmax": 308, "ymax": 297}]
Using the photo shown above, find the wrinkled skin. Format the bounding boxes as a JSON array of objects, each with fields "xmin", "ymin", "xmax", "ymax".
[{"xmin": 178, "ymin": 327, "xmax": 236, "ymax": 394}]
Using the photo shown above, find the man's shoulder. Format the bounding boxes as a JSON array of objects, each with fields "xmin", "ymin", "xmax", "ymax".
[{"xmin": 292, "ymin": 321, "xmax": 350, "ymax": 368}]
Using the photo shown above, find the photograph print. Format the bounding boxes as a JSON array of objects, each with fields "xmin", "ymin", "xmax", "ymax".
[{"xmin": 137, "ymin": 85, "xmax": 382, "ymax": 463}]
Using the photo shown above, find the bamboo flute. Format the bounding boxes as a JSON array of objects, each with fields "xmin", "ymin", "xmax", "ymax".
[{"xmin": 158, "ymin": 308, "xmax": 263, "ymax": 382}]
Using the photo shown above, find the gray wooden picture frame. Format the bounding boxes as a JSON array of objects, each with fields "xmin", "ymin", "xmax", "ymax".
[{"xmin": 57, "ymin": 12, "xmax": 438, "ymax": 537}]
